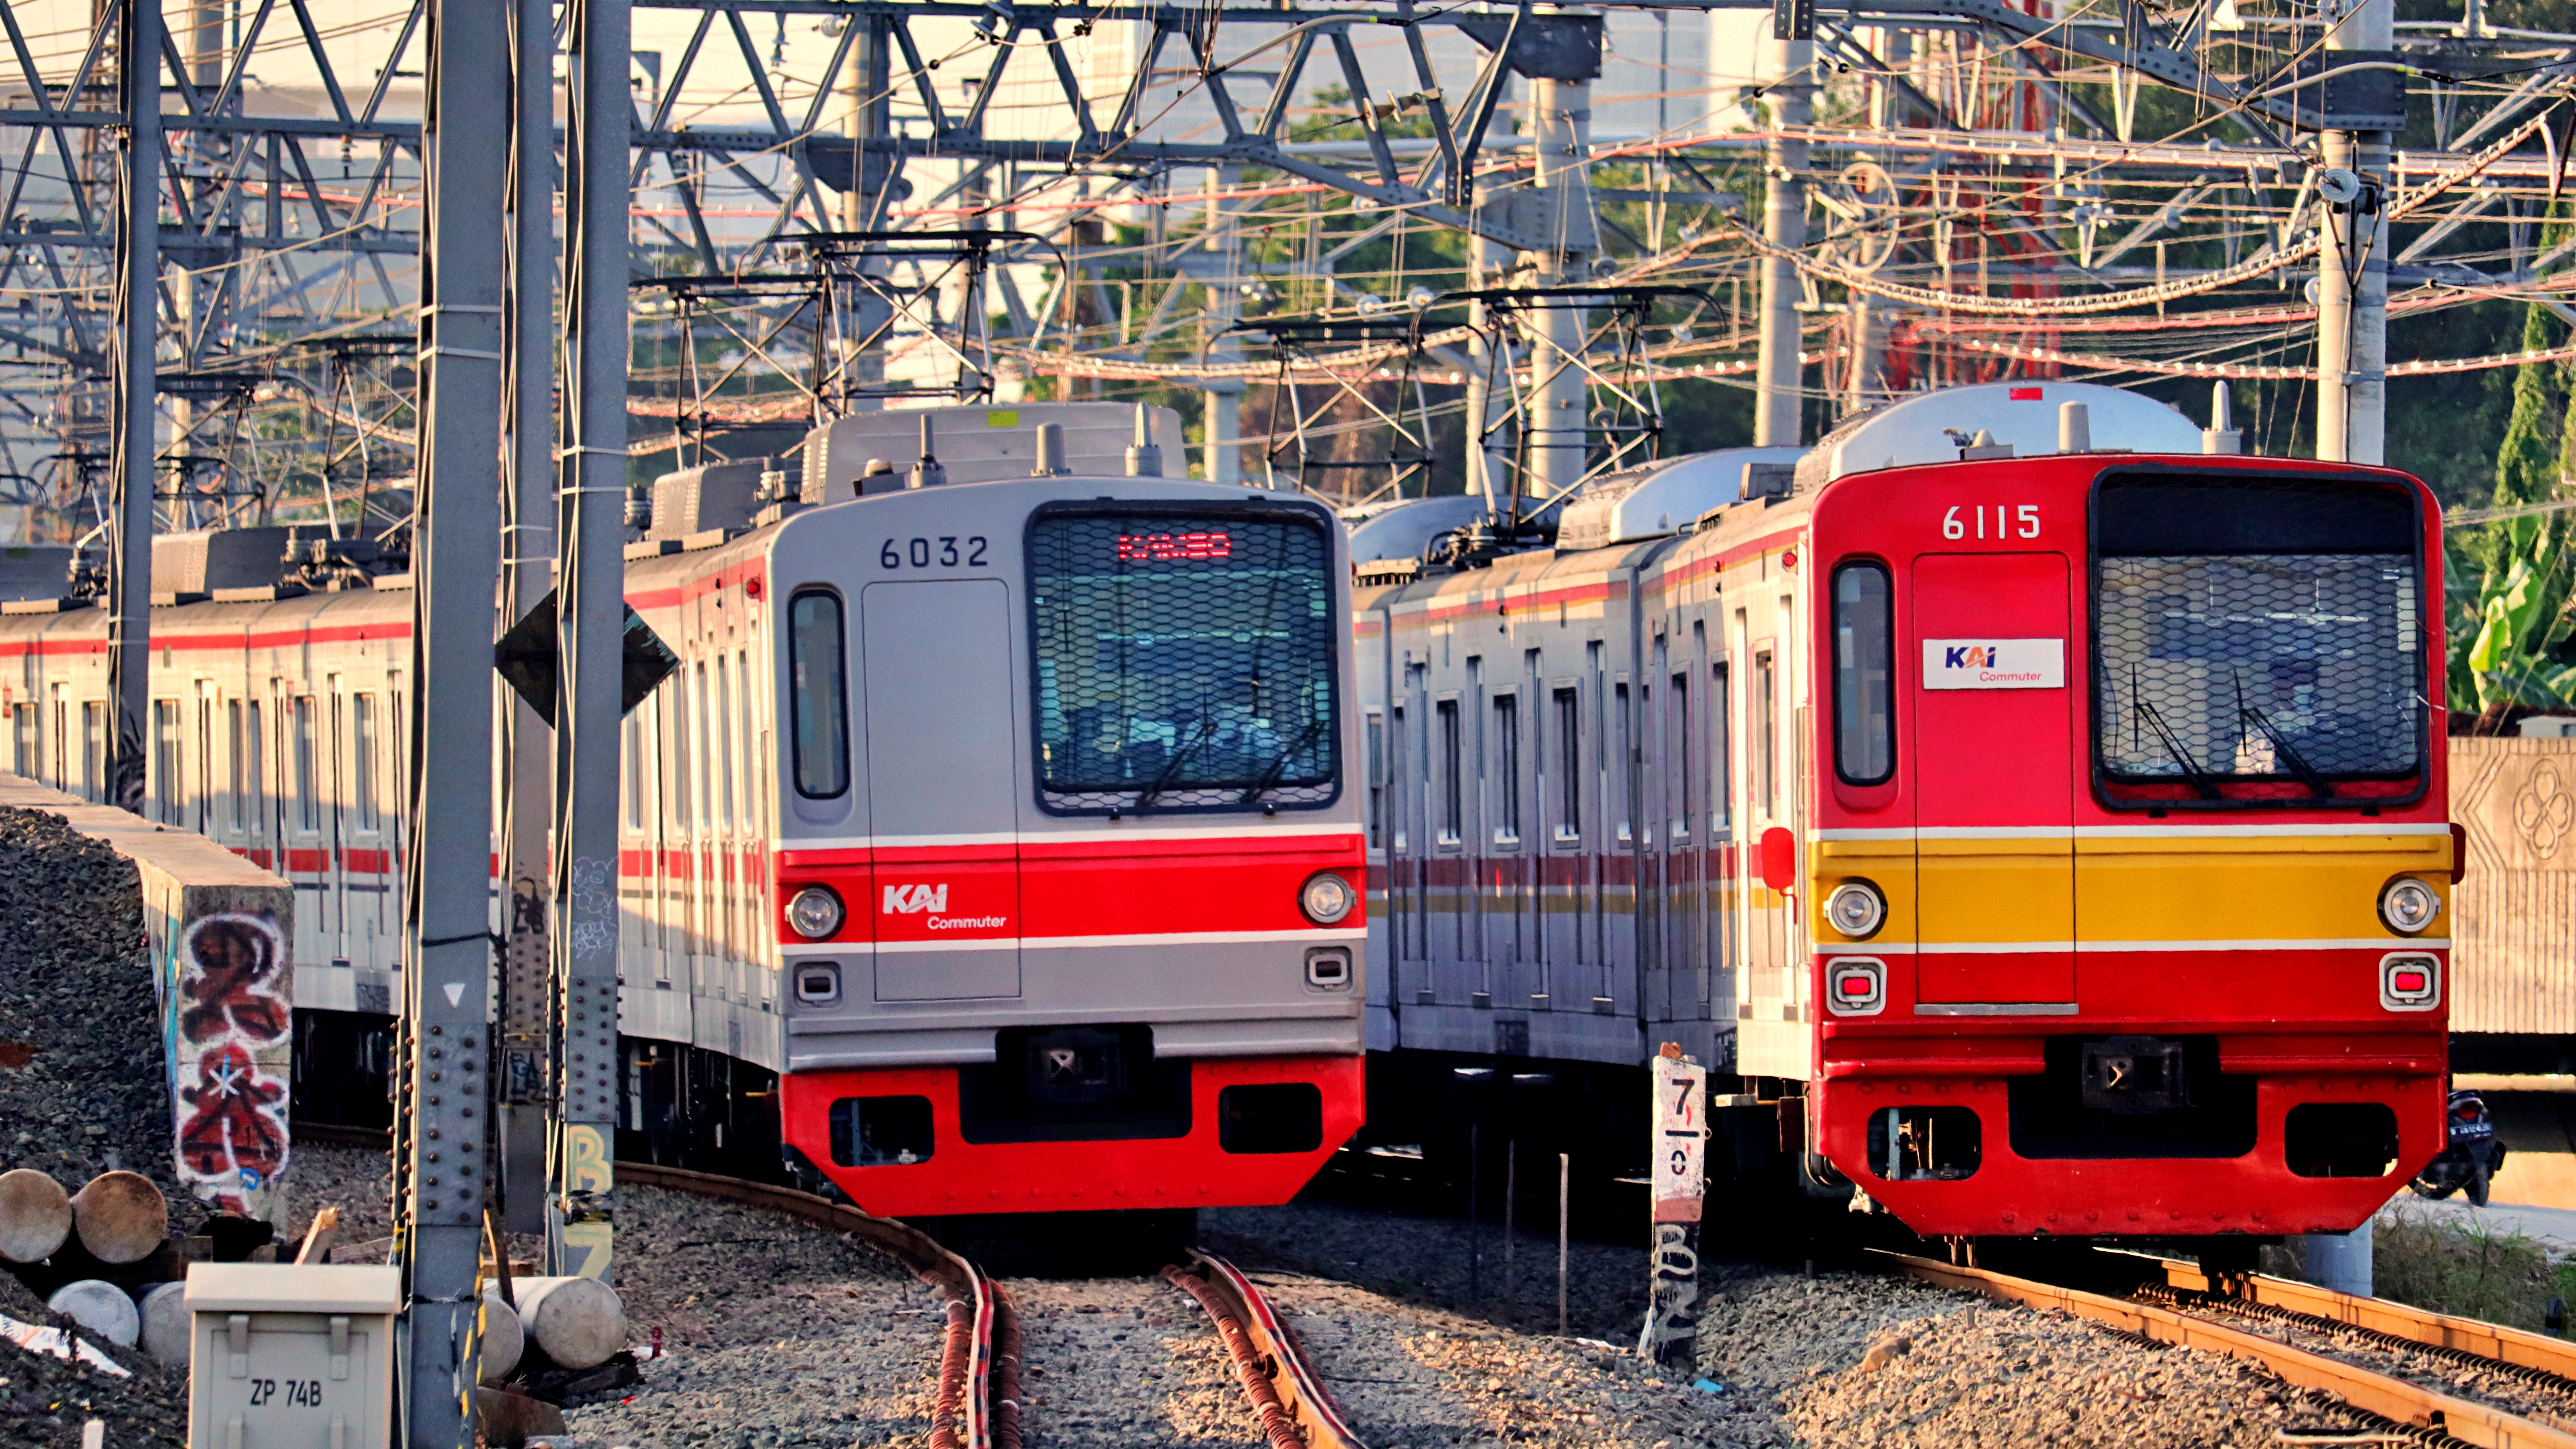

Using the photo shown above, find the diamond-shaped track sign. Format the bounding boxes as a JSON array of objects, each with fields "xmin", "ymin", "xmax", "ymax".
[{"xmin": 493, "ymin": 589, "xmax": 681, "ymax": 726}]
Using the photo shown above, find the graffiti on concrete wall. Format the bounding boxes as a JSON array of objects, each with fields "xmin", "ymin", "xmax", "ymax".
[{"xmin": 166, "ymin": 911, "xmax": 292, "ymax": 1215}]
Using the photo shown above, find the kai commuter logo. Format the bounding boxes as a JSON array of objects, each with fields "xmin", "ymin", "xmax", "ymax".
[
  {"xmin": 1922, "ymin": 638, "xmax": 2065, "ymax": 690},
  {"xmin": 883, "ymin": 883, "xmax": 949, "ymax": 914}
]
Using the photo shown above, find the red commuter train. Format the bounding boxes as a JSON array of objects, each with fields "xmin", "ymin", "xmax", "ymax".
[{"xmin": 1354, "ymin": 382, "xmax": 2453, "ymax": 1248}]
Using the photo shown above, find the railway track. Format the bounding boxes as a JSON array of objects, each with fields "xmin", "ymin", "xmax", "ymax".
[
  {"xmin": 614, "ymin": 1162, "xmax": 1364, "ymax": 1449},
  {"xmin": 1881, "ymin": 1250, "xmax": 2576, "ymax": 1449}
]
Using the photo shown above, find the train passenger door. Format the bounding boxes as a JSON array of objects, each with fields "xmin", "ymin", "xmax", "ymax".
[
  {"xmin": 861, "ymin": 579, "xmax": 1021, "ymax": 1001},
  {"xmin": 1910, "ymin": 554, "xmax": 2075, "ymax": 1008}
]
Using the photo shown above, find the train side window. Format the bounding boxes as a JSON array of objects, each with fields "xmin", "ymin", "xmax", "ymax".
[
  {"xmin": 80, "ymin": 701, "xmax": 102, "ymax": 803},
  {"xmin": 152, "ymin": 699, "xmax": 180, "ymax": 824},
  {"xmin": 1711, "ymin": 663, "xmax": 1732, "ymax": 840},
  {"xmin": 1832, "ymin": 562, "xmax": 1896, "ymax": 786},
  {"xmin": 1365, "ymin": 713, "xmax": 1385, "ymax": 849},
  {"xmin": 1554, "ymin": 688, "xmax": 1580, "ymax": 842},
  {"xmin": 1755, "ymin": 654, "xmax": 1777, "ymax": 818},
  {"xmin": 1669, "ymin": 673, "xmax": 1691, "ymax": 842},
  {"xmin": 353, "ymin": 694, "xmax": 380, "ymax": 832},
  {"xmin": 1493, "ymin": 692, "xmax": 1520, "ymax": 844},
  {"xmin": 9, "ymin": 703, "xmax": 34, "ymax": 779},
  {"xmin": 242, "ymin": 700, "xmax": 264, "ymax": 835},
  {"xmin": 714, "ymin": 653, "xmax": 737, "ymax": 828},
  {"xmin": 788, "ymin": 591, "xmax": 850, "ymax": 799},
  {"xmin": 292, "ymin": 695, "xmax": 319, "ymax": 831},
  {"xmin": 670, "ymin": 672, "xmax": 693, "ymax": 829},
  {"xmin": 1436, "ymin": 698, "xmax": 1462, "ymax": 845},
  {"xmin": 623, "ymin": 711, "xmax": 644, "ymax": 831},
  {"xmin": 1613, "ymin": 681, "xmax": 1632, "ymax": 843},
  {"xmin": 224, "ymin": 700, "xmax": 243, "ymax": 831}
]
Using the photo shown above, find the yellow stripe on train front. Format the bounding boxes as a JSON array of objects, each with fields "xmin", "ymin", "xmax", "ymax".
[{"xmin": 1809, "ymin": 832, "xmax": 2452, "ymax": 950}]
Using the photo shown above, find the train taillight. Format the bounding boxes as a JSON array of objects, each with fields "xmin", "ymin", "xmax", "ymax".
[
  {"xmin": 2379, "ymin": 953, "xmax": 2440, "ymax": 1011},
  {"xmin": 1826, "ymin": 957, "xmax": 1886, "ymax": 1017}
]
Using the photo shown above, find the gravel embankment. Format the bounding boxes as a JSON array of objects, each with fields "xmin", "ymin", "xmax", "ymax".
[
  {"xmin": 0, "ymin": 806, "xmax": 190, "ymax": 1449},
  {"xmin": 0, "ymin": 807, "xmax": 168, "ymax": 1201},
  {"xmin": 1780, "ymin": 1301, "xmax": 2390, "ymax": 1448}
]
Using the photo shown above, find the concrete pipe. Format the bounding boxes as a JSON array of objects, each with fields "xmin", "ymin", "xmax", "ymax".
[
  {"xmin": 69, "ymin": 1172, "xmax": 167, "ymax": 1265},
  {"xmin": 137, "ymin": 1281, "xmax": 191, "ymax": 1365},
  {"xmin": 0, "ymin": 1168, "xmax": 71, "ymax": 1264},
  {"xmin": 513, "ymin": 1276, "xmax": 626, "ymax": 1371},
  {"xmin": 47, "ymin": 1279, "xmax": 139, "ymax": 1347},
  {"xmin": 480, "ymin": 1285, "xmax": 526, "ymax": 1385}
]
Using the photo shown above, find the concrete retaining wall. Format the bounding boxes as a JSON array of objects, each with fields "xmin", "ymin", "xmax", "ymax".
[{"xmin": 0, "ymin": 772, "xmax": 295, "ymax": 1227}]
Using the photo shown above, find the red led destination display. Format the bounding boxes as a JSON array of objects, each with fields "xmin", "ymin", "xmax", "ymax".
[{"xmin": 1115, "ymin": 531, "xmax": 1233, "ymax": 561}]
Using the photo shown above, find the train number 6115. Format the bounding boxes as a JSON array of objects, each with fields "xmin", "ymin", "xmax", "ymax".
[
  {"xmin": 879, "ymin": 536, "xmax": 990, "ymax": 569},
  {"xmin": 1944, "ymin": 505, "xmax": 2040, "ymax": 541}
]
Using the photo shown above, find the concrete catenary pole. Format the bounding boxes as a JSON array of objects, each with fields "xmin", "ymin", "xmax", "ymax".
[
  {"xmin": 1754, "ymin": 29, "xmax": 1811, "ymax": 448},
  {"xmin": 1524, "ymin": 76, "xmax": 1596, "ymax": 510},
  {"xmin": 496, "ymin": 0, "xmax": 558, "ymax": 1238},
  {"xmin": 1202, "ymin": 165, "xmax": 1245, "ymax": 486},
  {"xmin": 105, "ymin": 0, "xmax": 161, "ymax": 817},
  {"xmin": 2305, "ymin": 0, "xmax": 2393, "ymax": 1299},
  {"xmin": 403, "ymin": 0, "xmax": 510, "ymax": 1435},
  {"xmin": 550, "ymin": 0, "xmax": 632, "ymax": 1284},
  {"xmin": 2314, "ymin": 0, "xmax": 2391, "ymax": 467}
]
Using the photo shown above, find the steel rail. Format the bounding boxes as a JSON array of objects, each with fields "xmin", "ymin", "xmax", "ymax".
[
  {"xmin": 1162, "ymin": 1250, "xmax": 1370, "ymax": 1449},
  {"xmin": 611, "ymin": 1161, "xmax": 1016, "ymax": 1449},
  {"xmin": 2158, "ymin": 1260, "xmax": 2576, "ymax": 1390},
  {"xmin": 1878, "ymin": 1250, "xmax": 2576, "ymax": 1449}
]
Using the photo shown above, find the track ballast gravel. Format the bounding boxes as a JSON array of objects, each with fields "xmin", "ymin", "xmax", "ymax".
[{"xmin": 0, "ymin": 807, "xmax": 171, "ymax": 1201}]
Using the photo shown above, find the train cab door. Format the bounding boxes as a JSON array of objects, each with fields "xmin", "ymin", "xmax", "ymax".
[
  {"xmin": 1909, "ymin": 553, "xmax": 2076, "ymax": 1009},
  {"xmin": 860, "ymin": 579, "xmax": 1023, "ymax": 1002}
]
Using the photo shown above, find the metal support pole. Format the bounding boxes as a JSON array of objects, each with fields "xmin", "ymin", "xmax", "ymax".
[
  {"xmin": 846, "ymin": 17, "xmax": 891, "ymax": 408},
  {"xmin": 1754, "ymin": 35, "xmax": 1811, "ymax": 448},
  {"xmin": 496, "ymin": 0, "xmax": 558, "ymax": 1240},
  {"xmin": 105, "ymin": 0, "xmax": 162, "ymax": 818},
  {"xmin": 1556, "ymin": 1151, "xmax": 1570, "ymax": 1337},
  {"xmin": 550, "ymin": 0, "xmax": 632, "ymax": 1285},
  {"xmin": 2315, "ymin": 0, "xmax": 2392, "ymax": 466},
  {"xmin": 1201, "ymin": 165, "xmax": 1244, "ymax": 487},
  {"xmin": 1465, "ymin": 179, "xmax": 1510, "ymax": 512},
  {"xmin": 402, "ymin": 0, "xmax": 510, "ymax": 1436},
  {"xmin": 1525, "ymin": 77, "xmax": 1596, "ymax": 509}
]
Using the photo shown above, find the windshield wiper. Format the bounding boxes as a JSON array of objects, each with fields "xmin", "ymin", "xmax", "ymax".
[
  {"xmin": 2128, "ymin": 662, "xmax": 2221, "ymax": 800},
  {"xmin": 1238, "ymin": 719, "xmax": 1327, "ymax": 805},
  {"xmin": 2232, "ymin": 671, "xmax": 2333, "ymax": 799},
  {"xmin": 1132, "ymin": 716, "xmax": 1220, "ymax": 812}
]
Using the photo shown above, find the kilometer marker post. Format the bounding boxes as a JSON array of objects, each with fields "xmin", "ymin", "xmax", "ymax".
[{"xmin": 1642, "ymin": 1043, "xmax": 1708, "ymax": 1370}]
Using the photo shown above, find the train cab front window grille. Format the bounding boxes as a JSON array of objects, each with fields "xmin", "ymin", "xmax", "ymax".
[
  {"xmin": 1832, "ymin": 562, "xmax": 1895, "ymax": 786},
  {"xmin": 788, "ymin": 590, "xmax": 849, "ymax": 800},
  {"xmin": 1027, "ymin": 506, "xmax": 1339, "ymax": 814},
  {"xmin": 2093, "ymin": 471, "xmax": 2423, "ymax": 805}
]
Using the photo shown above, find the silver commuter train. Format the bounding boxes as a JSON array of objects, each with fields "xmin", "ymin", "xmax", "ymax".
[{"xmin": 0, "ymin": 403, "xmax": 1372, "ymax": 1215}]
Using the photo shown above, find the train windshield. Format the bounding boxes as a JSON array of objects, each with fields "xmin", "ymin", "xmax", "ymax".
[
  {"xmin": 1026, "ymin": 507, "xmax": 1338, "ymax": 813},
  {"xmin": 2093, "ymin": 473, "xmax": 2422, "ymax": 794}
]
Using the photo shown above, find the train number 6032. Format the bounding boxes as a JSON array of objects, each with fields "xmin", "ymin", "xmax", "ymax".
[
  {"xmin": 879, "ymin": 536, "xmax": 989, "ymax": 569},
  {"xmin": 1943, "ymin": 505, "xmax": 2040, "ymax": 541}
]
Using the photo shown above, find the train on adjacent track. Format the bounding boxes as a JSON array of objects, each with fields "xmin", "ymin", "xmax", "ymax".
[
  {"xmin": 1350, "ymin": 380, "xmax": 2457, "ymax": 1249},
  {"xmin": 0, "ymin": 382, "xmax": 2465, "ymax": 1255}
]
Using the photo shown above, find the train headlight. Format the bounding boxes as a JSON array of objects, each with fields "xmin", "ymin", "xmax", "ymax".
[
  {"xmin": 786, "ymin": 885, "xmax": 845, "ymax": 940},
  {"xmin": 1825, "ymin": 880, "xmax": 1886, "ymax": 940},
  {"xmin": 1300, "ymin": 872, "xmax": 1356, "ymax": 925},
  {"xmin": 2379, "ymin": 877, "xmax": 2440, "ymax": 936}
]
